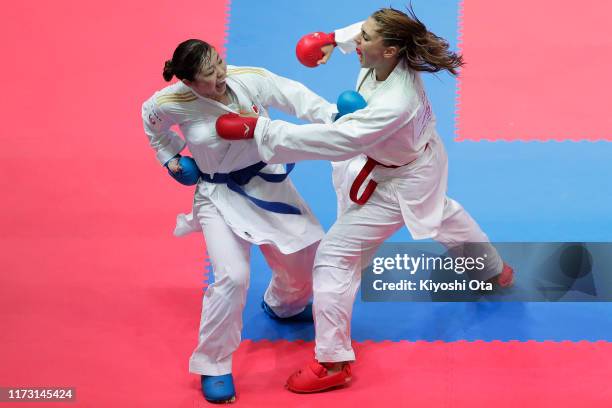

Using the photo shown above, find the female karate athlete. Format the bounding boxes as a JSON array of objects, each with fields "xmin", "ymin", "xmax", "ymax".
[
  {"xmin": 142, "ymin": 39, "xmax": 338, "ymax": 402},
  {"xmin": 215, "ymin": 7, "xmax": 514, "ymax": 393}
]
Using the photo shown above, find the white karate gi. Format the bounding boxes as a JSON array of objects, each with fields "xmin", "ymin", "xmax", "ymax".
[
  {"xmin": 252, "ymin": 24, "xmax": 504, "ymax": 362},
  {"xmin": 142, "ymin": 66, "xmax": 336, "ymax": 375}
]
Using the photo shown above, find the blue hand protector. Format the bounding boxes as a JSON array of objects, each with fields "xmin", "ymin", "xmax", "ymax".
[
  {"xmin": 335, "ymin": 90, "xmax": 367, "ymax": 120},
  {"xmin": 166, "ymin": 156, "xmax": 200, "ymax": 186}
]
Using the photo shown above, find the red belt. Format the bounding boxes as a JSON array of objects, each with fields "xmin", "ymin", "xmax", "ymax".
[{"xmin": 349, "ymin": 144, "xmax": 428, "ymax": 205}]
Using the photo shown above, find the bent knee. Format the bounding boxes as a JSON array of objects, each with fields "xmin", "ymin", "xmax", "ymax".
[{"xmin": 213, "ymin": 268, "xmax": 250, "ymax": 295}]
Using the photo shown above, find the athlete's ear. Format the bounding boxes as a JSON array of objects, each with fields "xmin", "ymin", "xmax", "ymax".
[{"xmin": 383, "ymin": 45, "xmax": 399, "ymax": 59}]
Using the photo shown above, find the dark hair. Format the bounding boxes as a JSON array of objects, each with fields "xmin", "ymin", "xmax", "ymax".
[
  {"xmin": 162, "ymin": 39, "xmax": 213, "ymax": 82},
  {"xmin": 371, "ymin": 6, "xmax": 464, "ymax": 76}
]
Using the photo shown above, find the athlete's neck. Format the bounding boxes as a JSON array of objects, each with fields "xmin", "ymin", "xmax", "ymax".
[
  {"xmin": 374, "ymin": 58, "xmax": 400, "ymax": 82},
  {"xmin": 210, "ymin": 90, "xmax": 230, "ymax": 105}
]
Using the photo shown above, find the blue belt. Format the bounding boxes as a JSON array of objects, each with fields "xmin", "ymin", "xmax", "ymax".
[{"xmin": 200, "ymin": 162, "xmax": 301, "ymax": 215}]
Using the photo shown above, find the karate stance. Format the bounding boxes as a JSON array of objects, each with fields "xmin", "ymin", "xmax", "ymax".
[
  {"xmin": 142, "ymin": 39, "xmax": 337, "ymax": 402},
  {"xmin": 215, "ymin": 7, "xmax": 514, "ymax": 393}
]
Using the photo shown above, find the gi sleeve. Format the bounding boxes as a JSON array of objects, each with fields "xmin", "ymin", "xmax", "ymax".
[
  {"xmin": 334, "ymin": 21, "xmax": 363, "ymax": 54},
  {"xmin": 243, "ymin": 68, "xmax": 337, "ymax": 124},
  {"xmin": 141, "ymin": 97, "xmax": 186, "ymax": 166},
  {"xmin": 253, "ymin": 101, "xmax": 418, "ymax": 164}
]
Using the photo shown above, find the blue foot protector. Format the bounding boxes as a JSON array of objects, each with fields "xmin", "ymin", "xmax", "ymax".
[
  {"xmin": 261, "ymin": 299, "xmax": 313, "ymax": 323},
  {"xmin": 201, "ymin": 374, "xmax": 236, "ymax": 404}
]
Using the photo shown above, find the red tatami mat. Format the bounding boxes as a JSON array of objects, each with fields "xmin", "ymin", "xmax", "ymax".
[
  {"xmin": 227, "ymin": 339, "xmax": 612, "ymax": 407},
  {"xmin": 456, "ymin": 0, "xmax": 612, "ymax": 141},
  {"xmin": 3, "ymin": 1, "xmax": 612, "ymax": 407},
  {"xmin": 0, "ymin": 0, "xmax": 227, "ymax": 407}
]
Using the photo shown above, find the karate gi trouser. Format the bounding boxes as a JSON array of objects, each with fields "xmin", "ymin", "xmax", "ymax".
[
  {"xmin": 188, "ymin": 199, "xmax": 318, "ymax": 375},
  {"xmin": 312, "ymin": 184, "xmax": 503, "ymax": 363}
]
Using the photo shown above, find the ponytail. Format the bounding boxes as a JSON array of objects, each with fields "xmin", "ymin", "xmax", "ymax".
[{"xmin": 162, "ymin": 60, "xmax": 174, "ymax": 81}]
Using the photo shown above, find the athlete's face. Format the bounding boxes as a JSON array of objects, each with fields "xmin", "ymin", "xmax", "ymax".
[
  {"xmin": 183, "ymin": 48, "xmax": 227, "ymax": 100},
  {"xmin": 354, "ymin": 17, "xmax": 398, "ymax": 69}
]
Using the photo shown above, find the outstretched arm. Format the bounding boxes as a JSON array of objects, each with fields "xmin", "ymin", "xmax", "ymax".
[
  {"xmin": 252, "ymin": 102, "xmax": 415, "ymax": 163},
  {"xmin": 232, "ymin": 66, "xmax": 337, "ymax": 125}
]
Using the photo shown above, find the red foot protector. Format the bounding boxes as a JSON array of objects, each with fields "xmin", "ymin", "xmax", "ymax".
[
  {"xmin": 497, "ymin": 262, "xmax": 514, "ymax": 287},
  {"xmin": 286, "ymin": 361, "xmax": 351, "ymax": 393},
  {"xmin": 488, "ymin": 262, "xmax": 514, "ymax": 288}
]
